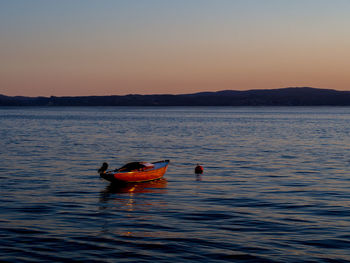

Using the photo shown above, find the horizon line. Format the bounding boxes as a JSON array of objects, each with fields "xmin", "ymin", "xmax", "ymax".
[{"xmin": 1, "ymin": 86, "xmax": 344, "ymax": 98}]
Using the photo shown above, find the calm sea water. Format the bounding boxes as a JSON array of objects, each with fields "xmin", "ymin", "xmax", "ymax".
[{"xmin": 1, "ymin": 107, "xmax": 350, "ymax": 262}]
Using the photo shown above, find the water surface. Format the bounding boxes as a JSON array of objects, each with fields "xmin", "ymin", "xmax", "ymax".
[{"xmin": 1, "ymin": 107, "xmax": 350, "ymax": 262}]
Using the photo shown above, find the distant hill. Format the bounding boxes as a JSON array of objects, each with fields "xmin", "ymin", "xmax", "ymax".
[{"xmin": 1, "ymin": 87, "xmax": 350, "ymax": 106}]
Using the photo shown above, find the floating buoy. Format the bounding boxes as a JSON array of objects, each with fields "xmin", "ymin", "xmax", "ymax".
[{"xmin": 195, "ymin": 164, "xmax": 203, "ymax": 174}]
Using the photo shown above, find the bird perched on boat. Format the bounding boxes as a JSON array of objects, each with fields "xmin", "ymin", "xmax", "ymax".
[
  {"xmin": 98, "ymin": 162, "xmax": 108, "ymax": 174},
  {"xmin": 195, "ymin": 164, "xmax": 203, "ymax": 174}
]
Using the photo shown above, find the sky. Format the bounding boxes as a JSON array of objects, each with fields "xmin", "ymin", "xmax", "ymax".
[{"xmin": 1, "ymin": 0, "xmax": 350, "ymax": 96}]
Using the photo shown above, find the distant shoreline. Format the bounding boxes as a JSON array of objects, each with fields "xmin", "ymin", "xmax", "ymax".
[{"xmin": 2, "ymin": 87, "xmax": 350, "ymax": 106}]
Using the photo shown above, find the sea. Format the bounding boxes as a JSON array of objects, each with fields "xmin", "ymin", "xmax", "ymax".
[{"xmin": 1, "ymin": 106, "xmax": 350, "ymax": 263}]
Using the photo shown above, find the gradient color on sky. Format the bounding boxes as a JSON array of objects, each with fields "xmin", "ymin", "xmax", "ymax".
[{"xmin": 1, "ymin": 0, "xmax": 350, "ymax": 96}]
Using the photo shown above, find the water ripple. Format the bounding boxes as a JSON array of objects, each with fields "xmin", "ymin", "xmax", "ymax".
[{"xmin": 2, "ymin": 107, "xmax": 350, "ymax": 262}]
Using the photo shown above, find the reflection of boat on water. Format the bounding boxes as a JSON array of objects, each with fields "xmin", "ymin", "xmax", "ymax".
[
  {"xmin": 103, "ymin": 178, "xmax": 168, "ymax": 194},
  {"xmin": 99, "ymin": 160, "xmax": 170, "ymax": 183},
  {"xmin": 99, "ymin": 178, "xmax": 168, "ymax": 211},
  {"xmin": 98, "ymin": 178, "xmax": 168, "ymax": 235}
]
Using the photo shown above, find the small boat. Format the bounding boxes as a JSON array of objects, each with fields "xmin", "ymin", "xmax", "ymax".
[{"xmin": 99, "ymin": 160, "xmax": 170, "ymax": 183}]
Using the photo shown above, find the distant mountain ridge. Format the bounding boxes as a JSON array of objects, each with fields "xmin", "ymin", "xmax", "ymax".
[{"xmin": 1, "ymin": 87, "xmax": 350, "ymax": 106}]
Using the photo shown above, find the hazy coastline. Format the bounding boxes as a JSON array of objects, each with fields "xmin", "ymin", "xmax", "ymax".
[{"xmin": 2, "ymin": 87, "xmax": 350, "ymax": 106}]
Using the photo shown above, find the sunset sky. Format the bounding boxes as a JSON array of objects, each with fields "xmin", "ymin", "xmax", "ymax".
[{"xmin": 1, "ymin": 0, "xmax": 350, "ymax": 96}]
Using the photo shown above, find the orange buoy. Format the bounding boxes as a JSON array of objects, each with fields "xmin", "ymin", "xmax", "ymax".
[{"xmin": 195, "ymin": 164, "xmax": 203, "ymax": 174}]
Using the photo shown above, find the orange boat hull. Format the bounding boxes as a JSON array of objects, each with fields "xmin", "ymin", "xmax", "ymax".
[{"xmin": 100, "ymin": 160, "xmax": 169, "ymax": 183}]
